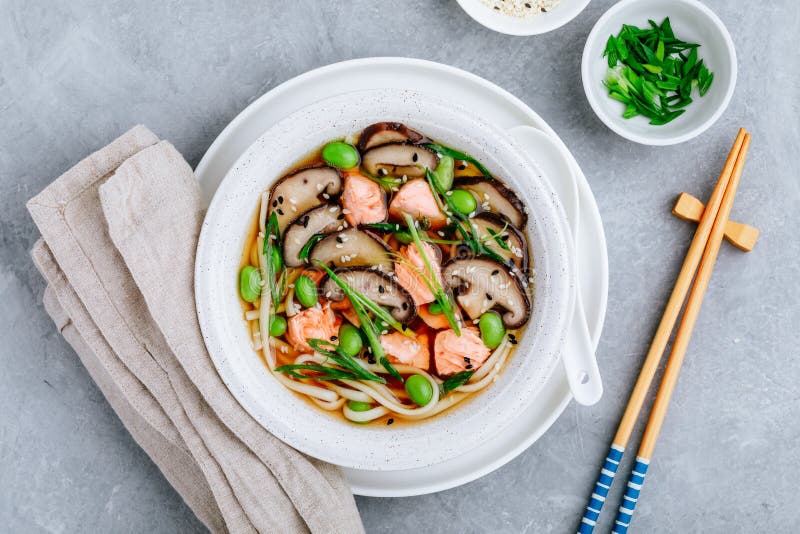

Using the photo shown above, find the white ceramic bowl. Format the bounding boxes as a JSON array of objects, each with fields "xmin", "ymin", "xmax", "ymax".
[
  {"xmin": 456, "ymin": 0, "xmax": 591, "ymax": 35},
  {"xmin": 195, "ymin": 88, "xmax": 576, "ymax": 471},
  {"xmin": 582, "ymin": 0, "xmax": 736, "ymax": 145}
]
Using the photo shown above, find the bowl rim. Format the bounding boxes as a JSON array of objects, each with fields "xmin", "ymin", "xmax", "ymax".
[
  {"xmin": 455, "ymin": 0, "xmax": 592, "ymax": 36},
  {"xmin": 195, "ymin": 88, "xmax": 577, "ymax": 470},
  {"xmin": 581, "ymin": 0, "xmax": 737, "ymax": 146}
]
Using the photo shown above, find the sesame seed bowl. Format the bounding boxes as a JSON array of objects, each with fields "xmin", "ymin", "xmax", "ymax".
[{"xmin": 455, "ymin": 0, "xmax": 592, "ymax": 36}]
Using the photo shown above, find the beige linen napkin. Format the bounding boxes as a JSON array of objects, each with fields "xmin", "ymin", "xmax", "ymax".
[{"xmin": 27, "ymin": 126, "xmax": 364, "ymax": 534}]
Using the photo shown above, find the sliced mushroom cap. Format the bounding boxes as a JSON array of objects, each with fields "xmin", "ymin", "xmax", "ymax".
[
  {"xmin": 357, "ymin": 122, "xmax": 428, "ymax": 152},
  {"xmin": 321, "ymin": 267, "xmax": 416, "ymax": 323},
  {"xmin": 442, "ymin": 258, "xmax": 531, "ymax": 328},
  {"xmin": 361, "ymin": 143, "xmax": 439, "ymax": 178},
  {"xmin": 268, "ymin": 166, "xmax": 343, "ymax": 233},
  {"xmin": 283, "ymin": 204, "xmax": 344, "ymax": 267},
  {"xmin": 309, "ymin": 228, "xmax": 393, "ymax": 272},
  {"xmin": 454, "ymin": 177, "xmax": 527, "ymax": 228},
  {"xmin": 462, "ymin": 213, "xmax": 528, "ymax": 272}
]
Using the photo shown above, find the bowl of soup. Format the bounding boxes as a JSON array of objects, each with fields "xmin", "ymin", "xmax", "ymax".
[{"xmin": 196, "ymin": 88, "xmax": 576, "ymax": 470}]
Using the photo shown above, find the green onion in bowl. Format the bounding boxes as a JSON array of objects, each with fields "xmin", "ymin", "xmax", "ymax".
[{"xmin": 603, "ymin": 17, "xmax": 714, "ymax": 125}]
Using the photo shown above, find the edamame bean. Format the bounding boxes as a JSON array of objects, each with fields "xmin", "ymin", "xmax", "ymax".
[
  {"xmin": 294, "ymin": 275, "xmax": 318, "ymax": 307},
  {"xmin": 478, "ymin": 311, "xmax": 506, "ymax": 349},
  {"xmin": 338, "ymin": 323, "xmax": 363, "ymax": 357},
  {"xmin": 394, "ymin": 231, "xmax": 413, "ymax": 244},
  {"xmin": 427, "ymin": 302, "xmax": 444, "ymax": 315},
  {"xmin": 449, "ymin": 189, "xmax": 477, "ymax": 215},
  {"xmin": 405, "ymin": 374, "xmax": 433, "ymax": 406},
  {"xmin": 322, "ymin": 141, "xmax": 360, "ymax": 169},
  {"xmin": 432, "ymin": 155, "xmax": 455, "ymax": 191},
  {"xmin": 239, "ymin": 265, "xmax": 262, "ymax": 303},
  {"xmin": 269, "ymin": 315, "xmax": 287, "ymax": 337},
  {"xmin": 271, "ymin": 245, "xmax": 283, "ymax": 272},
  {"xmin": 347, "ymin": 400, "xmax": 373, "ymax": 412}
]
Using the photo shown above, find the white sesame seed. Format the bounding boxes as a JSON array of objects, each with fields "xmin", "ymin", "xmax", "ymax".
[{"xmin": 322, "ymin": 193, "xmax": 330, "ymax": 199}]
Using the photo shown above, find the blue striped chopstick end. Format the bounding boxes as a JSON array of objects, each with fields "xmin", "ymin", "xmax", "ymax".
[
  {"xmin": 611, "ymin": 456, "xmax": 651, "ymax": 534},
  {"xmin": 577, "ymin": 444, "xmax": 625, "ymax": 534}
]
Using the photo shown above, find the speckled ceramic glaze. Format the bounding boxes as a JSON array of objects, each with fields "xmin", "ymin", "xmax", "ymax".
[{"xmin": 195, "ymin": 89, "xmax": 576, "ymax": 471}]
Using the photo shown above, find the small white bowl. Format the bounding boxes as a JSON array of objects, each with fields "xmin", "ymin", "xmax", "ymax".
[
  {"xmin": 456, "ymin": 0, "xmax": 592, "ymax": 36},
  {"xmin": 581, "ymin": 0, "xmax": 736, "ymax": 145}
]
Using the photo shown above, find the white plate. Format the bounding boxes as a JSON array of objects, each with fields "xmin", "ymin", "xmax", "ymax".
[
  {"xmin": 194, "ymin": 57, "xmax": 608, "ymax": 496},
  {"xmin": 195, "ymin": 88, "xmax": 577, "ymax": 471}
]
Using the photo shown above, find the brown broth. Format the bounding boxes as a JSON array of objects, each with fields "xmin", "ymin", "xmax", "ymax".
[{"xmin": 239, "ymin": 130, "xmax": 532, "ymax": 425}]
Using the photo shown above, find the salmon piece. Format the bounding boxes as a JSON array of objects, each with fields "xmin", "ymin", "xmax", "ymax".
[
  {"xmin": 388, "ymin": 179, "xmax": 446, "ymax": 227},
  {"xmin": 300, "ymin": 268, "xmax": 325, "ymax": 284},
  {"xmin": 329, "ymin": 298, "xmax": 361, "ymax": 327},
  {"xmin": 434, "ymin": 327, "xmax": 491, "ymax": 376},
  {"xmin": 286, "ymin": 304, "xmax": 339, "ymax": 352},
  {"xmin": 342, "ymin": 172, "xmax": 387, "ymax": 226},
  {"xmin": 418, "ymin": 304, "xmax": 452, "ymax": 330},
  {"xmin": 394, "ymin": 242, "xmax": 441, "ymax": 306},
  {"xmin": 380, "ymin": 332, "xmax": 430, "ymax": 370}
]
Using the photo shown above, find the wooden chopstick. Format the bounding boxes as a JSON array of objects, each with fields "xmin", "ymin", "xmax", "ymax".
[
  {"xmin": 611, "ymin": 132, "xmax": 752, "ymax": 533},
  {"xmin": 577, "ymin": 128, "xmax": 749, "ymax": 534}
]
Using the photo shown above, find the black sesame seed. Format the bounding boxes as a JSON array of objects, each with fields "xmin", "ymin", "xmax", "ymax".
[
  {"xmin": 458, "ymin": 164, "xmax": 467, "ymax": 170},
  {"xmin": 302, "ymin": 216, "xmax": 310, "ymax": 228},
  {"xmin": 494, "ymin": 5, "xmax": 500, "ymax": 9},
  {"xmin": 486, "ymin": 293, "xmax": 493, "ymax": 301},
  {"xmin": 510, "ymin": 338, "xmax": 518, "ymax": 345},
  {"xmin": 508, "ymin": 333, "xmax": 517, "ymax": 340},
  {"xmin": 401, "ymin": 302, "xmax": 408, "ymax": 310},
  {"xmin": 378, "ymin": 168, "xmax": 388, "ymax": 176},
  {"xmin": 330, "ymin": 336, "xmax": 338, "ymax": 341},
  {"xmin": 525, "ymin": 2, "xmax": 531, "ymax": 7},
  {"xmin": 336, "ymin": 236, "xmax": 343, "ymax": 243},
  {"xmin": 401, "ymin": 323, "xmax": 408, "ymax": 331},
  {"xmin": 278, "ymin": 195, "xmax": 284, "ymax": 204},
  {"xmin": 466, "ymin": 364, "xmax": 473, "ymax": 370},
  {"xmin": 491, "ymin": 269, "xmax": 499, "ymax": 276},
  {"xmin": 272, "ymin": 200, "xmax": 278, "ymax": 208},
  {"xmin": 276, "ymin": 209, "xmax": 284, "ymax": 215},
  {"xmin": 387, "ymin": 418, "xmax": 394, "ymax": 425},
  {"xmin": 412, "ymin": 152, "xmax": 418, "ymax": 162},
  {"xmin": 501, "ymin": 234, "xmax": 510, "ymax": 241},
  {"xmin": 463, "ymin": 356, "xmax": 471, "ymax": 363},
  {"xmin": 378, "ymin": 285, "xmax": 385, "ymax": 294},
  {"xmin": 337, "ymin": 213, "xmax": 345, "ymax": 220}
]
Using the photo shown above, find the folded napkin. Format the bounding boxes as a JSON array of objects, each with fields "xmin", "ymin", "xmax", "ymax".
[{"xmin": 27, "ymin": 126, "xmax": 364, "ymax": 534}]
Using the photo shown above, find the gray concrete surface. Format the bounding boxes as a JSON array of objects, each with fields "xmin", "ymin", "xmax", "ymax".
[{"xmin": 1, "ymin": 0, "xmax": 799, "ymax": 532}]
